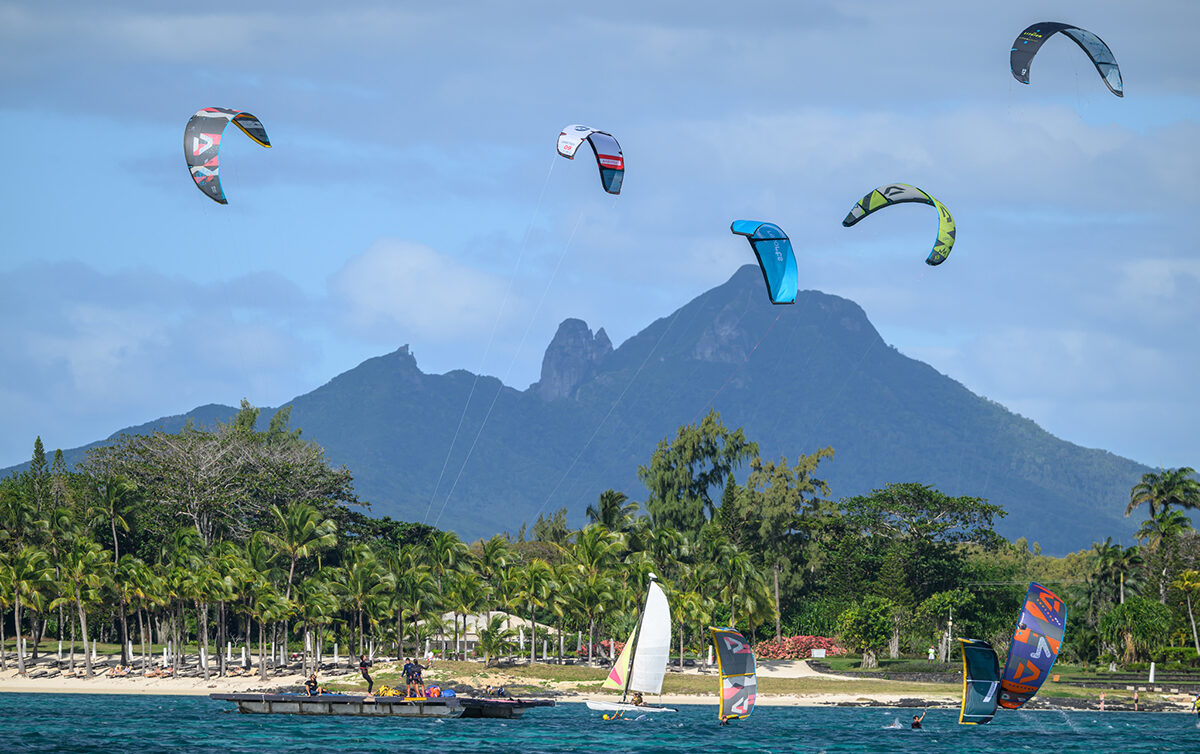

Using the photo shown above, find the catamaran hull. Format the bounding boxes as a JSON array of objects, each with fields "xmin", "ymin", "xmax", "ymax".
[{"xmin": 585, "ymin": 700, "xmax": 677, "ymax": 713}]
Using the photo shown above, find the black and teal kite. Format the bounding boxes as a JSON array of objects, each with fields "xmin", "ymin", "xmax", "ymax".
[{"xmin": 1010, "ymin": 22, "xmax": 1123, "ymax": 97}]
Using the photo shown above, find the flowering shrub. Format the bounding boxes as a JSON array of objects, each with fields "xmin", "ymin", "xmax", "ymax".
[
  {"xmin": 754, "ymin": 635, "xmax": 847, "ymax": 660},
  {"xmin": 575, "ymin": 640, "xmax": 626, "ymax": 657}
]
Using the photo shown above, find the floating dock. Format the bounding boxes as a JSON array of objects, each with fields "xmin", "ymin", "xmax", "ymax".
[{"xmin": 210, "ymin": 693, "xmax": 555, "ymax": 720}]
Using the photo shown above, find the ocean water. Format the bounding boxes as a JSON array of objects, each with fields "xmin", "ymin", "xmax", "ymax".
[{"xmin": 1, "ymin": 694, "xmax": 1198, "ymax": 753}]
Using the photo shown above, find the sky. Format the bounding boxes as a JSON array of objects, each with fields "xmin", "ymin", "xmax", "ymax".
[{"xmin": 1, "ymin": 1, "xmax": 1198, "ymax": 472}]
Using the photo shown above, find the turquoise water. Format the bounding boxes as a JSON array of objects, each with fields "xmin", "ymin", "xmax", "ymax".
[{"xmin": 2, "ymin": 694, "xmax": 1198, "ymax": 753}]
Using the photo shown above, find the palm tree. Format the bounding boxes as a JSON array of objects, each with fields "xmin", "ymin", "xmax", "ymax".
[
  {"xmin": 586, "ymin": 490, "xmax": 640, "ymax": 532},
  {"xmin": 93, "ymin": 476, "xmax": 136, "ymax": 563},
  {"xmin": 428, "ymin": 531, "xmax": 469, "ymax": 593},
  {"xmin": 514, "ymin": 559, "xmax": 555, "ymax": 664},
  {"xmin": 1136, "ymin": 510, "xmax": 1193, "ymax": 602},
  {"xmin": 124, "ymin": 557, "xmax": 163, "ymax": 672},
  {"xmin": 569, "ymin": 525, "xmax": 623, "ymax": 663},
  {"xmin": 112, "ymin": 554, "xmax": 148, "ymax": 667},
  {"xmin": 672, "ymin": 588, "xmax": 709, "ymax": 668},
  {"xmin": 1092, "ymin": 538, "xmax": 1142, "ymax": 605},
  {"xmin": 0, "ymin": 554, "xmax": 11, "ymax": 671},
  {"xmin": 262, "ymin": 502, "xmax": 336, "ymax": 662},
  {"xmin": 428, "ymin": 531, "xmax": 469, "ymax": 653},
  {"xmin": 1136, "ymin": 509, "xmax": 1194, "ymax": 549},
  {"xmin": 477, "ymin": 614, "xmax": 517, "ymax": 667},
  {"xmin": 246, "ymin": 576, "xmax": 290, "ymax": 680},
  {"xmin": 52, "ymin": 538, "xmax": 108, "ymax": 677},
  {"xmin": 296, "ymin": 573, "xmax": 338, "ymax": 676},
  {"xmin": 1126, "ymin": 467, "xmax": 1200, "ymax": 518},
  {"xmin": 446, "ymin": 570, "xmax": 490, "ymax": 659},
  {"xmin": 549, "ymin": 563, "xmax": 578, "ymax": 663},
  {"xmin": 336, "ymin": 545, "xmax": 392, "ymax": 657},
  {"xmin": 1171, "ymin": 569, "xmax": 1200, "ymax": 654},
  {"xmin": 8, "ymin": 546, "xmax": 53, "ymax": 675},
  {"xmin": 476, "ymin": 535, "xmax": 512, "ymax": 626}
]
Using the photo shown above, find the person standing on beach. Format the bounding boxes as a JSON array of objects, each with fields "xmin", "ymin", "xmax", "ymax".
[
  {"xmin": 1133, "ymin": 690, "xmax": 1139, "ymax": 711},
  {"xmin": 1193, "ymin": 692, "xmax": 1199, "ymax": 719},
  {"xmin": 359, "ymin": 654, "xmax": 374, "ymax": 694},
  {"xmin": 1099, "ymin": 692, "xmax": 1106, "ymax": 711}
]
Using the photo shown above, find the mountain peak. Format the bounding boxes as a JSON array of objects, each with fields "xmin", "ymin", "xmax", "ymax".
[{"xmin": 532, "ymin": 318, "xmax": 613, "ymax": 400}]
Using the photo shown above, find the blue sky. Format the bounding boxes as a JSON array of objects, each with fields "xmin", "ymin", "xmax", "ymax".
[{"xmin": 2, "ymin": 1, "xmax": 1198, "ymax": 473}]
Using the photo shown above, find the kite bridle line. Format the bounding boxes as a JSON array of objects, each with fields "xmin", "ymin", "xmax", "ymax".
[
  {"xmin": 431, "ymin": 203, "xmax": 589, "ymax": 529},
  {"xmin": 421, "ymin": 156, "xmax": 557, "ymax": 525}
]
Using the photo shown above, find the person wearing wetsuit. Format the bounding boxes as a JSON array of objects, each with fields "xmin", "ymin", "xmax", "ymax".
[
  {"xmin": 911, "ymin": 710, "xmax": 926, "ymax": 729},
  {"xmin": 410, "ymin": 658, "xmax": 429, "ymax": 696},
  {"xmin": 304, "ymin": 673, "xmax": 327, "ymax": 696},
  {"xmin": 359, "ymin": 655, "xmax": 374, "ymax": 694}
]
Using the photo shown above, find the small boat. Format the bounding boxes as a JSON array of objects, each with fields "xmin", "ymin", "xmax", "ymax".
[
  {"xmin": 586, "ymin": 574, "xmax": 676, "ymax": 715},
  {"xmin": 211, "ymin": 692, "xmax": 463, "ymax": 718},
  {"xmin": 709, "ymin": 626, "xmax": 757, "ymax": 722},
  {"xmin": 210, "ymin": 692, "xmax": 555, "ymax": 719}
]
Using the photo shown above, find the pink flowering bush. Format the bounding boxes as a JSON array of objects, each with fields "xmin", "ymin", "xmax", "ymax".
[
  {"xmin": 576, "ymin": 640, "xmax": 626, "ymax": 657},
  {"xmin": 754, "ymin": 635, "xmax": 847, "ymax": 660}
]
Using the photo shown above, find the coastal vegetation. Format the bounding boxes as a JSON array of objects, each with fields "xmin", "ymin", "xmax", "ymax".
[{"xmin": 1, "ymin": 402, "xmax": 1197, "ymax": 685}]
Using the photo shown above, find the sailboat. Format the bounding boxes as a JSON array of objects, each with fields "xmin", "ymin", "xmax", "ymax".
[
  {"xmin": 709, "ymin": 627, "xmax": 757, "ymax": 722},
  {"xmin": 586, "ymin": 574, "xmax": 677, "ymax": 715}
]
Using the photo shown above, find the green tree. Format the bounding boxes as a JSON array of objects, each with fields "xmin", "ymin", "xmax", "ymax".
[
  {"xmin": 446, "ymin": 569, "xmax": 489, "ymax": 659},
  {"xmin": 514, "ymin": 559, "xmax": 555, "ymax": 663},
  {"xmin": 1091, "ymin": 538, "xmax": 1142, "ymax": 606},
  {"xmin": 52, "ymin": 538, "xmax": 109, "ymax": 677},
  {"xmin": 720, "ymin": 449, "xmax": 833, "ymax": 639},
  {"xmin": 1099, "ymin": 596, "xmax": 1172, "ymax": 664},
  {"xmin": 1126, "ymin": 467, "xmax": 1200, "ymax": 518},
  {"xmin": 841, "ymin": 482, "xmax": 1005, "ymax": 602},
  {"xmin": 586, "ymin": 490, "xmax": 640, "ymax": 532},
  {"xmin": 477, "ymin": 614, "xmax": 517, "ymax": 667},
  {"xmin": 263, "ymin": 501, "xmax": 337, "ymax": 659},
  {"xmin": 638, "ymin": 410, "xmax": 757, "ymax": 534},
  {"xmin": 1171, "ymin": 569, "xmax": 1200, "ymax": 654},
  {"xmin": 336, "ymin": 544, "xmax": 392, "ymax": 657},
  {"xmin": 916, "ymin": 589, "xmax": 975, "ymax": 662},
  {"xmin": 1136, "ymin": 509, "xmax": 1193, "ymax": 603},
  {"xmin": 7, "ymin": 546, "xmax": 53, "ymax": 675},
  {"xmin": 838, "ymin": 596, "xmax": 896, "ymax": 669}
]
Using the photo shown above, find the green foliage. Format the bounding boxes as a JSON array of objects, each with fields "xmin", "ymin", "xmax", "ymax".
[
  {"xmin": 1099, "ymin": 596, "xmax": 1173, "ymax": 664},
  {"xmin": 1126, "ymin": 467, "xmax": 1200, "ymax": 518},
  {"xmin": 838, "ymin": 595, "xmax": 896, "ymax": 668},
  {"xmin": 638, "ymin": 410, "xmax": 757, "ymax": 534},
  {"xmin": 531, "ymin": 508, "xmax": 571, "ymax": 546}
]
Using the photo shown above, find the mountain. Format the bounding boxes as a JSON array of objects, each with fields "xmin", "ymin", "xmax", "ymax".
[{"xmin": 9, "ymin": 266, "xmax": 1149, "ymax": 554}]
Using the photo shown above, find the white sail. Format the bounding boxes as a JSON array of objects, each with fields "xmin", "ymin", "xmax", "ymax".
[{"xmin": 628, "ymin": 580, "xmax": 671, "ymax": 694}]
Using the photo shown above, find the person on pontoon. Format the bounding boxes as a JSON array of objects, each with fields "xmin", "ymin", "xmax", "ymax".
[
  {"xmin": 408, "ymin": 657, "xmax": 430, "ymax": 697},
  {"xmin": 359, "ymin": 655, "xmax": 374, "ymax": 694},
  {"xmin": 305, "ymin": 673, "xmax": 329, "ymax": 696},
  {"xmin": 631, "ymin": 692, "xmax": 644, "ymax": 706}
]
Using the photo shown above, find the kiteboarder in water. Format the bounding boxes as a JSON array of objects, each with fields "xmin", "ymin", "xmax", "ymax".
[{"xmin": 912, "ymin": 710, "xmax": 927, "ymax": 729}]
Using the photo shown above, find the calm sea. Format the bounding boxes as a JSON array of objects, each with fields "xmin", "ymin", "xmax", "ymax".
[{"xmin": 1, "ymin": 693, "xmax": 1197, "ymax": 753}]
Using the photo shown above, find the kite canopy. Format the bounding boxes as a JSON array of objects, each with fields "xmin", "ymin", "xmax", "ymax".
[
  {"xmin": 709, "ymin": 627, "xmax": 757, "ymax": 720},
  {"xmin": 730, "ymin": 221, "xmax": 798, "ymax": 304},
  {"xmin": 1010, "ymin": 22, "xmax": 1123, "ymax": 97},
  {"xmin": 556, "ymin": 124, "xmax": 624, "ymax": 194},
  {"xmin": 842, "ymin": 184, "xmax": 956, "ymax": 266},
  {"xmin": 184, "ymin": 107, "xmax": 271, "ymax": 204},
  {"xmin": 999, "ymin": 582, "xmax": 1066, "ymax": 709},
  {"xmin": 958, "ymin": 639, "xmax": 1001, "ymax": 725}
]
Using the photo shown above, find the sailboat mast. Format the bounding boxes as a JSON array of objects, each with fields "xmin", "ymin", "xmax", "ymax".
[{"xmin": 621, "ymin": 576, "xmax": 653, "ymax": 702}]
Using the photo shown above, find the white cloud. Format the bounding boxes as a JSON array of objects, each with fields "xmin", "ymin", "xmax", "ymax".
[{"xmin": 329, "ymin": 239, "xmax": 517, "ymax": 343}]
